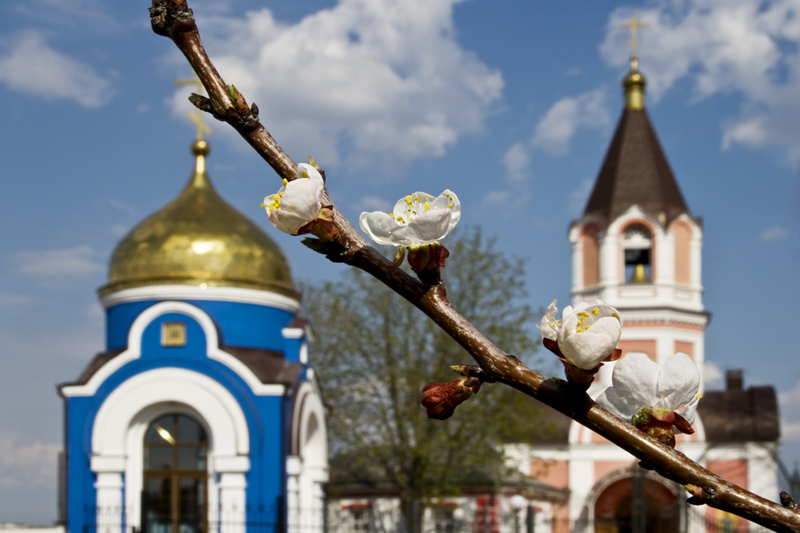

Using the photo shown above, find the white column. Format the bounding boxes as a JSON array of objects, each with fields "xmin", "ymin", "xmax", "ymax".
[
  {"xmin": 95, "ymin": 472, "xmax": 124, "ymax": 533},
  {"xmin": 571, "ymin": 239, "xmax": 583, "ymax": 297},
  {"xmin": 219, "ymin": 473, "xmax": 247, "ymax": 533},
  {"xmin": 286, "ymin": 456, "xmax": 302, "ymax": 533}
]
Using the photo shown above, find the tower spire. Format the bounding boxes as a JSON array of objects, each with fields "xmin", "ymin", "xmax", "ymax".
[
  {"xmin": 175, "ymin": 76, "xmax": 212, "ymax": 180},
  {"xmin": 618, "ymin": 17, "xmax": 649, "ymax": 110}
]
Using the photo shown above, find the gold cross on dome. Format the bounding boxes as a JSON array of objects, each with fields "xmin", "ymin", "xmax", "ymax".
[
  {"xmin": 619, "ymin": 16, "xmax": 649, "ymax": 69},
  {"xmin": 175, "ymin": 76, "xmax": 212, "ymax": 141}
]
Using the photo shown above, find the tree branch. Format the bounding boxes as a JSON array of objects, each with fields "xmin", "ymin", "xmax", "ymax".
[{"xmin": 149, "ymin": 1, "xmax": 800, "ymax": 530}]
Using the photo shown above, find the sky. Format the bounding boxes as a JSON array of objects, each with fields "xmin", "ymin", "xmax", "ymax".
[{"xmin": 1, "ymin": 0, "xmax": 800, "ymax": 524}]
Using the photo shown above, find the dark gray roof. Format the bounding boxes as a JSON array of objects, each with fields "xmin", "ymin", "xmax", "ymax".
[
  {"xmin": 583, "ymin": 108, "xmax": 689, "ymax": 224},
  {"xmin": 697, "ymin": 386, "xmax": 780, "ymax": 443}
]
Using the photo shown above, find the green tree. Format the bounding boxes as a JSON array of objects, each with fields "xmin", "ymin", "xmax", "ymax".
[{"xmin": 302, "ymin": 228, "xmax": 546, "ymax": 532}]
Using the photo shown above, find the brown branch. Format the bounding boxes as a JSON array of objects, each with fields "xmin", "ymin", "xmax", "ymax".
[{"xmin": 149, "ymin": 1, "xmax": 800, "ymax": 530}]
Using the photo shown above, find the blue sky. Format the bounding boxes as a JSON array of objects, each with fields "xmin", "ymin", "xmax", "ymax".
[{"xmin": 1, "ymin": 0, "xmax": 800, "ymax": 523}]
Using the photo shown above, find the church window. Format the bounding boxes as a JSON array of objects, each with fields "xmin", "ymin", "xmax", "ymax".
[
  {"xmin": 142, "ymin": 414, "xmax": 208, "ymax": 533},
  {"xmin": 622, "ymin": 224, "xmax": 652, "ymax": 284}
]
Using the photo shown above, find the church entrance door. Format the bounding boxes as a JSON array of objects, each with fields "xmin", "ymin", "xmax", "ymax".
[{"xmin": 142, "ymin": 414, "xmax": 208, "ymax": 533}]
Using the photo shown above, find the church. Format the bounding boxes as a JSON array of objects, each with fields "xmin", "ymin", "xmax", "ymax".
[
  {"xmin": 514, "ymin": 48, "xmax": 782, "ymax": 533},
  {"xmin": 58, "ymin": 129, "xmax": 328, "ymax": 533}
]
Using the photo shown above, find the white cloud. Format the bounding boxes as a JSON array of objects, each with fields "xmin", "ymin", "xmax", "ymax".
[
  {"xmin": 601, "ymin": 0, "xmax": 800, "ymax": 157},
  {"xmin": 530, "ymin": 90, "xmax": 610, "ymax": 156},
  {"xmin": 502, "ymin": 142, "xmax": 530, "ymax": 183},
  {"xmin": 170, "ymin": 0, "xmax": 503, "ymax": 169},
  {"xmin": 0, "ymin": 433, "xmax": 60, "ymax": 488},
  {"xmin": 354, "ymin": 195, "xmax": 392, "ymax": 213},
  {"xmin": 703, "ymin": 360, "xmax": 723, "ymax": 386},
  {"xmin": 12, "ymin": 245, "xmax": 104, "ymax": 278},
  {"xmin": 0, "ymin": 31, "xmax": 113, "ymax": 108},
  {"xmin": 760, "ymin": 225, "xmax": 789, "ymax": 242}
]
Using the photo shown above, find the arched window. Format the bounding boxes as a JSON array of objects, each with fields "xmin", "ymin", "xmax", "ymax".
[
  {"xmin": 622, "ymin": 224, "xmax": 652, "ymax": 284},
  {"xmin": 143, "ymin": 414, "xmax": 208, "ymax": 533}
]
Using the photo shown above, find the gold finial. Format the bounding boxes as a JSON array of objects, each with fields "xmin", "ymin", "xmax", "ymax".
[
  {"xmin": 175, "ymin": 76, "xmax": 212, "ymax": 141},
  {"xmin": 619, "ymin": 16, "xmax": 649, "ymax": 70},
  {"xmin": 618, "ymin": 17, "xmax": 648, "ymax": 110}
]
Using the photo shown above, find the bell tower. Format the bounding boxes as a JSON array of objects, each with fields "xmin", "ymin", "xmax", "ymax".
[{"xmin": 568, "ymin": 41, "xmax": 709, "ymax": 389}]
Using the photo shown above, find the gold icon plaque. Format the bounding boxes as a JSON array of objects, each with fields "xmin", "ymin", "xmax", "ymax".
[{"xmin": 161, "ymin": 322, "xmax": 187, "ymax": 347}]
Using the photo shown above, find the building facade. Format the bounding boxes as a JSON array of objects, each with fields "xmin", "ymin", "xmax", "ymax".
[
  {"xmin": 519, "ymin": 61, "xmax": 781, "ymax": 532},
  {"xmin": 60, "ymin": 138, "xmax": 328, "ymax": 533}
]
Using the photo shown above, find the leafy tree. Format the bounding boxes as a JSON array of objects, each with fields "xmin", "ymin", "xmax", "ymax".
[{"xmin": 302, "ymin": 227, "xmax": 546, "ymax": 531}]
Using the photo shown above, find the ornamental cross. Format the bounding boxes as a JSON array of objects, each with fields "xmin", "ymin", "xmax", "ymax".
[
  {"xmin": 175, "ymin": 76, "xmax": 212, "ymax": 141},
  {"xmin": 619, "ymin": 16, "xmax": 649, "ymax": 69}
]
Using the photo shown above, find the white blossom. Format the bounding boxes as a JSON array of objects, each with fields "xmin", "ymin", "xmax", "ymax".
[
  {"xmin": 597, "ymin": 352, "xmax": 701, "ymax": 427},
  {"xmin": 359, "ymin": 190, "xmax": 460, "ymax": 247},
  {"xmin": 539, "ymin": 300, "xmax": 622, "ymax": 370},
  {"xmin": 262, "ymin": 163, "xmax": 325, "ymax": 235}
]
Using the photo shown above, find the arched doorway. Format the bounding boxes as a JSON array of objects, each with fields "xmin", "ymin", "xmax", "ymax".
[
  {"xmin": 142, "ymin": 414, "xmax": 208, "ymax": 533},
  {"xmin": 594, "ymin": 475, "xmax": 678, "ymax": 533}
]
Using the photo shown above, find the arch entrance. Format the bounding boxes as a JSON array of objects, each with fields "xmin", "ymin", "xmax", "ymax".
[
  {"xmin": 594, "ymin": 475, "xmax": 678, "ymax": 533},
  {"xmin": 143, "ymin": 414, "xmax": 209, "ymax": 533}
]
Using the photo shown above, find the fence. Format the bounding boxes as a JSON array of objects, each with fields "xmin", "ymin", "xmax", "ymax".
[{"xmin": 82, "ymin": 503, "xmax": 774, "ymax": 533}]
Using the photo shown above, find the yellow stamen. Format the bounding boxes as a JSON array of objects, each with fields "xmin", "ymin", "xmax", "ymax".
[
  {"xmin": 578, "ymin": 311, "xmax": 590, "ymax": 318},
  {"xmin": 424, "ymin": 201, "xmax": 430, "ymax": 211},
  {"xmin": 612, "ymin": 312, "xmax": 619, "ymax": 319},
  {"xmin": 283, "ymin": 179, "xmax": 288, "ymax": 186},
  {"xmin": 447, "ymin": 203, "xmax": 453, "ymax": 208},
  {"xmin": 301, "ymin": 171, "xmax": 309, "ymax": 178},
  {"xmin": 389, "ymin": 213, "xmax": 395, "ymax": 219},
  {"xmin": 592, "ymin": 308, "xmax": 599, "ymax": 316}
]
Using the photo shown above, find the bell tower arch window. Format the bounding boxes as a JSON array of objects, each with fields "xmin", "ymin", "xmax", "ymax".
[
  {"xmin": 143, "ymin": 414, "xmax": 208, "ymax": 533},
  {"xmin": 622, "ymin": 223, "xmax": 653, "ymax": 284}
]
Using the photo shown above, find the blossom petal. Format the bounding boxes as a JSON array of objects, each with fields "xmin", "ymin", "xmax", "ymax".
[
  {"xmin": 679, "ymin": 397, "xmax": 700, "ymax": 426},
  {"xmin": 429, "ymin": 189, "xmax": 460, "ymax": 238},
  {"xmin": 297, "ymin": 163, "xmax": 324, "ymax": 186},
  {"xmin": 538, "ymin": 300, "xmax": 559, "ymax": 341},
  {"xmin": 392, "ymin": 209, "xmax": 451, "ymax": 245},
  {"xmin": 597, "ymin": 387, "xmax": 636, "ymax": 421},
  {"xmin": 359, "ymin": 211, "xmax": 403, "ymax": 246},
  {"xmin": 557, "ymin": 303, "xmax": 622, "ymax": 369},
  {"xmin": 657, "ymin": 352, "xmax": 700, "ymax": 411},
  {"xmin": 606, "ymin": 353, "xmax": 660, "ymax": 414}
]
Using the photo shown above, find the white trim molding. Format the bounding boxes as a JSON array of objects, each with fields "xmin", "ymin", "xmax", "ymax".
[
  {"xmin": 61, "ymin": 301, "xmax": 285, "ymax": 397},
  {"xmin": 101, "ymin": 285, "xmax": 300, "ymax": 313},
  {"xmin": 91, "ymin": 367, "xmax": 251, "ymax": 530}
]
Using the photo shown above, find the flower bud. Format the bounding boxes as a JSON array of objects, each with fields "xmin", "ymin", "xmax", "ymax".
[{"xmin": 421, "ymin": 377, "xmax": 481, "ymax": 420}]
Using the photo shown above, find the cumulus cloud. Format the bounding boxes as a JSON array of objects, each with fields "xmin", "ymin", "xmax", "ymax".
[
  {"xmin": 354, "ymin": 195, "xmax": 392, "ymax": 214},
  {"xmin": 530, "ymin": 90, "xmax": 610, "ymax": 156},
  {"xmin": 0, "ymin": 31, "xmax": 113, "ymax": 107},
  {"xmin": 760, "ymin": 225, "xmax": 789, "ymax": 242},
  {"xmin": 169, "ymin": 0, "xmax": 503, "ymax": 170},
  {"xmin": 502, "ymin": 142, "xmax": 530, "ymax": 183},
  {"xmin": 12, "ymin": 245, "xmax": 104, "ymax": 279},
  {"xmin": 703, "ymin": 360, "xmax": 723, "ymax": 386},
  {"xmin": 601, "ymin": 0, "xmax": 800, "ymax": 157},
  {"xmin": 0, "ymin": 433, "xmax": 60, "ymax": 488}
]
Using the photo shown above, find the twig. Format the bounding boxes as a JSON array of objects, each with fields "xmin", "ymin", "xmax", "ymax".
[{"xmin": 149, "ymin": 1, "xmax": 800, "ymax": 530}]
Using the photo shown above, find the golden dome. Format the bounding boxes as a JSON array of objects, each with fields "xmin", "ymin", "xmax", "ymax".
[
  {"xmin": 99, "ymin": 140, "xmax": 298, "ymax": 300},
  {"xmin": 622, "ymin": 67, "xmax": 647, "ymax": 110}
]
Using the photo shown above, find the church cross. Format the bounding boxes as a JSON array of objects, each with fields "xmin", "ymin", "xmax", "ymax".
[
  {"xmin": 175, "ymin": 76, "xmax": 212, "ymax": 141},
  {"xmin": 619, "ymin": 16, "xmax": 649, "ymax": 69}
]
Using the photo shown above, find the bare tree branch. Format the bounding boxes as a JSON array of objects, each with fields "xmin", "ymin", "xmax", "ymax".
[{"xmin": 149, "ymin": 0, "xmax": 800, "ymax": 530}]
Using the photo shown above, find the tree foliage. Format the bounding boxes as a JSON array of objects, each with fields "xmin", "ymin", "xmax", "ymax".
[{"xmin": 302, "ymin": 227, "xmax": 546, "ymax": 520}]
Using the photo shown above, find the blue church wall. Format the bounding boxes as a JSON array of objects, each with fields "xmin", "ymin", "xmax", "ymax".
[
  {"xmin": 106, "ymin": 300, "xmax": 295, "ymax": 352},
  {"xmin": 65, "ymin": 303, "xmax": 306, "ymax": 533}
]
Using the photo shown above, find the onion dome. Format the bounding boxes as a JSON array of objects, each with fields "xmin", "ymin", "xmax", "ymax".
[{"xmin": 99, "ymin": 139, "xmax": 298, "ymax": 300}]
